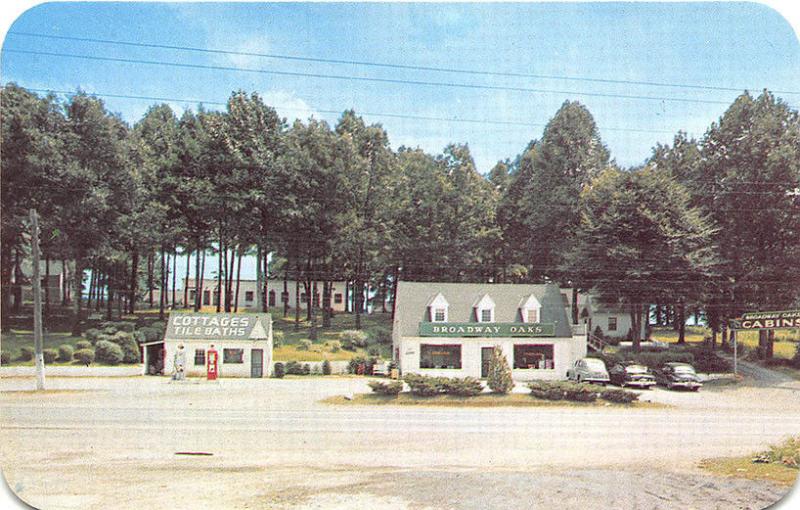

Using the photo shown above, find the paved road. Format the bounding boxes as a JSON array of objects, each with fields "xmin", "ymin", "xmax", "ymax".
[{"xmin": 1, "ymin": 373, "xmax": 799, "ymax": 509}]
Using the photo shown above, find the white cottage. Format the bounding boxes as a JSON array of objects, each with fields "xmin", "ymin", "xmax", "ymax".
[
  {"xmin": 146, "ymin": 312, "xmax": 273, "ymax": 378},
  {"xmin": 392, "ymin": 282, "xmax": 587, "ymax": 381}
]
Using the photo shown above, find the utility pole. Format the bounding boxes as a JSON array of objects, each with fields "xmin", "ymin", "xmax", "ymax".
[{"xmin": 30, "ymin": 209, "xmax": 46, "ymax": 390}]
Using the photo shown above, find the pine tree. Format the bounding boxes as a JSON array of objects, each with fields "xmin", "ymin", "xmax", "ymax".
[{"xmin": 487, "ymin": 346, "xmax": 513, "ymax": 394}]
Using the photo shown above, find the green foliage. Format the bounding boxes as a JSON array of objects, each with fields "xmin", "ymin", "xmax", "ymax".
[
  {"xmin": 792, "ymin": 344, "xmax": 800, "ymax": 370},
  {"xmin": 297, "ymin": 339, "xmax": 312, "ymax": 351},
  {"xmin": 599, "ymin": 388, "xmax": 640, "ymax": 404},
  {"xmin": 137, "ymin": 327, "xmax": 162, "ymax": 343},
  {"xmin": 273, "ymin": 362, "xmax": 285, "ymax": 378},
  {"xmin": 327, "ymin": 340, "xmax": 341, "ymax": 352},
  {"xmin": 403, "ymin": 374, "xmax": 444, "ymax": 397},
  {"xmin": 273, "ymin": 330, "xmax": 284, "ymax": 347},
  {"xmin": 340, "ymin": 330, "xmax": 368, "ymax": 350},
  {"xmin": 18, "ymin": 347, "xmax": 33, "ymax": 361},
  {"xmin": 302, "ymin": 363, "xmax": 311, "ymax": 375},
  {"xmin": 440, "ymin": 377, "xmax": 484, "ymax": 397},
  {"xmin": 94, "ymin": 340, "xmax": 123, "ymax": 365},
  {"xmin": 487, "ymin": 346, "xmax": 513, "ymax": 394},
  {"xmin": 107, "ymin": 331, "xmax": 140, "ymax": 364},
  {"xmin": 75, "ymin": 340, "xmax": 92, "ymax": 351},
  {"xmin": 84, "ymin": 328, "xmax": 103, "ymax": 344},
  {"xmin": 368, "ymin": 380, "xmax": 403, "ymax": 396},
  {"xmin": 367, "ymin": 346, "xmax": 380, "ymax": 357},
  {"xmin": 761, "ymin": 437, "xmax": 799, "ymax": 469},
  {"xmin": 101, "ymin": 321, "xmax": 135, "ymax": 333},
  {"xmin": 58, "ymin": 344, "xmax": 75, "ymax": 362},
  {"xmin": 285, "ymin": 361, "xmax": 305, "ymax": 375},
  {"xmin": 528, "ymin": 381, "xmax": 598, "ymax": 402},
  {"xmin": 347, "ymin": 356, "xmax": 375, "ymax": 375},
  {"xmin": 322, "ymin": 359, "xmax": 332, "ymax": 375},
  {"xmin": 73, "ymin": 348, "xmax": 95, "ymax": 365},
  {"xmin": 1, "ymin": 352, "xmax": 10, "ymax": 365},
  {"xmin": 42, "ymin": 348, "xmax": 58, "ymax": 364}
]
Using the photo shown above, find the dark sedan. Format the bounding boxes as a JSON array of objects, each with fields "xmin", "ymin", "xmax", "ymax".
[
  {"xmin": 608, "ymin": 363, "xmax": 656, "ymax": 389},
  {"xmin": 654, "ymin": 362, "xmax": 702, "ymax": 391}
]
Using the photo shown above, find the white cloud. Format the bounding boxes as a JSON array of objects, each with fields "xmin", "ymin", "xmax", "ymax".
[{"xmin": 259, "ymin": 89, "xmax": 319, "ymax": 122}]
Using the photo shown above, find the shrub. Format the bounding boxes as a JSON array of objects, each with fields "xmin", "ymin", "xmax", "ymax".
[
  {"xmin": 684, "ymin": 346, "xmax": 731, "ymax": 373},
  {"xmin": 347, "ymin": 356, "xmax": 375, "ymax": 375},
  {"xmin": 1, "ymin": 351, "xmax": 10, "ymax": 365},
  {"xmin": 297, "ymin": 339, "xmax": 312, "ymax": 351},
  {"xmin": 302, "ymin": 363, "xmax": 311, "ymax": 375},
  {"xmin": 340, "ymin": 330, "xmax": 368, "ymax": 350},
  {"xmin": 84, "ymin": 328, "xmax": 103, "ymax": 344},
  {"xmin": 18, "ymin": 347, "xmax": 33, "ymax": 362},
  {"xmin": 487, "ymin": 346, "xmax": 513, "ymax": 394},
  {"xmin": 791, "ymin": 344, "xmax": 800, "ymax": 370},
  {"xmin": 73, "ymin": 348, "xmax": 95, "ymax": 365},
  {"xmin": 367, "ymin": 346, "xmax": 381, "ymax": 357},
  {"xmin": 562, "ymin": 382, "xmax": 598, "ymax": 402},
  {"xmin": 368, "ymin": 380, "xmax": 403, "ymax": 396},
  {"xmin": 113, "ymin": 333, "xmax": 140, "ymax": 364},
  {"xmin": 75, "ymin": 340, "xmax": 92, "ymax": 351},
  {"xmin": 42, "ymin": 349, "xmax": 58, "ymax": 364},
  {"xmin": 149, "ymin": 320, "xmax": 166, "ymax": 331},
  {"xmin": 441, "ymin": 377, "xmax": 483, "ymax": 397},
  {"xmin": 273, "ymin": 362, "xmax": 285, "ymax": 378},
  {"xmin": 58, "ymin": 344, "xmax": 75, "ymax": 362},
  {"xmin": 105, "ymin": 321, "xmax": 135, "ymax": 333},
  {"xmin": 600, "ymin": 388, "xmax": 640, "ymax": 404},
  {"xmin": 285, "ymin": 361, "xmax": 304, "ymax": 375},
  {"xmin": 593, "ymin": 325, "xmax": 605, "ymax": 340},
  {"xmin": 95, "ymin": 340, "xmax": 124, "ymax": 365},
  {"xmin": 403, "ymin": 374, "xmax": 444, "ymax": 397},
  {"xmin": 327, "ymin": 340, "xmax": 341, "ymax": 353},
  {"xmin": 528, "ymin": 381, "xmax": 565, "ymax": 400},
  {"xmin": 273, "ymin": 330, "xmax": 284, "ymax": 347},
  {"xmin": 322, "ymin": 359, "xmax": 332, "ymax": 375},
  {"xmin": 138, "ymin": 326, "xmax": 162, "ymax": 343}
]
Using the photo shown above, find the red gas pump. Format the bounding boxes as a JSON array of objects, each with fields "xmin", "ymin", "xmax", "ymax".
[{"xmin": 207, "ymin": 345, "xmax": 218, "ymax": 381}]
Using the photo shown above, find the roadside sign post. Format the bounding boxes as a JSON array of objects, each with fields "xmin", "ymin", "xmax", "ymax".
[
  {"xmin": 730, "ymin": 309, "xmax": 800, "ymax": 376},
  {"xmin": 732, "ymin": 329, "xmax": 737, "ymax": 376},
  {"xmin": 29, "ymin": 209, "xmax": 46, "ymax": 391}
]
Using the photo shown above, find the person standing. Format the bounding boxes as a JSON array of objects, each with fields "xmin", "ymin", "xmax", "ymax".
[{"xmin": 173, "ymin": 344, "xmax": 187, "ymax": 381}]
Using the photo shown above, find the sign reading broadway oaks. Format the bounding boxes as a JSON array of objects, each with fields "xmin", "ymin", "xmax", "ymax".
[
  {"xmin": 419, "ymin": 322, "xmax": 556, "ymax": 337},
  {"xmin": 733, "ymin": 310, "xmax": 800, "ymax": 330},
  {"xmin": 165, "ymin": 313, "xmax": 270, "ymax": 340}
]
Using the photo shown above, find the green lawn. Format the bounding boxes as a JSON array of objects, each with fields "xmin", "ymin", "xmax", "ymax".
[
  {"xmin": 0, "ymin": 329, "xmax": 141, "ymax": 366},
  {"xmin": 651, "ymin": 326, "xmax": 799, "ymax": 360}
]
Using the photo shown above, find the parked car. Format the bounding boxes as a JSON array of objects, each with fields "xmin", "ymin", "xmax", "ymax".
[
  {"xmin": 566, "ymin": 358, "xmax": 610, "ymax": 384},
  {"xmin": 608, "ymin": 362, "xmax": 656, "ymax": 389},
  {"xmin": 654, "ymin": 362, "xmax": 702, "ymax": 391}
]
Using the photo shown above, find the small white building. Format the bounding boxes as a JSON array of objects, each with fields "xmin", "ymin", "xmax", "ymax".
[
  {"xmin": 146, "ymin": 312, "xmax": 273, "ymax": 378},
  {"xmin": 561, "ymin": 289, "xmax": 648, "ymax": 340},
  {"xmin": 179, "ymin": 278, "xmax": 350, "ymax": 312},
  {"xmin": 393, "ymin": 282, "xmax": 587, "ymax": 381}
]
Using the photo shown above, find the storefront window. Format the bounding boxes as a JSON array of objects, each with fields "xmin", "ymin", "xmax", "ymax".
[
  {"xmin": 334, "ymin": 293, "xmax": 343, "ymax": 304},
  {"xmin": 223, "ymin": 348, "xmax": 244, "ymax": 364},
  {"xmin": 608, "ymin": 317, "xmax": 618, "ymax": 331},
  {"xmin": 194, "ymin": 349, "xmax": 205, "ymax": 366},
  {"xmin": 420, "ymin": 344, "xmax": 461, "ymax": 369},
  {"xmin": 513, "ymin": 344, "xmax": 554, "ymax": 369}
]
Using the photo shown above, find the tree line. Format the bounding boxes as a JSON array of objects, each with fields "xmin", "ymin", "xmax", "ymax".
[{"xmin": 2, "ymin": 83, "xmax": 798, "ymax": 354}]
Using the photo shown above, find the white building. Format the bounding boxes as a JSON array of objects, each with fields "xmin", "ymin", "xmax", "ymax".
[
  {"xmin": 393, "ymin": 282, "xmax": 587, "ymax": 381},
  {"xmin": 145, "ymin": 312, "xmax": 273, "ymax": 378},
  {"xmin": 561, "ymin": 289, "xmax": 648, "ymax": 340}
]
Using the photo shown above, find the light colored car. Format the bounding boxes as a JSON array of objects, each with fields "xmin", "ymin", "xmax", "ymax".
[{"xmin": 566, "ymin": 358, "xmax": 610, "ymax": 384}]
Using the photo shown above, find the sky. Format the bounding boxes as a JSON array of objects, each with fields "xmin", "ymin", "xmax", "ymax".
[{"xmin": 1, "ymin": 2, "xmax": 800, "ymax": 282}]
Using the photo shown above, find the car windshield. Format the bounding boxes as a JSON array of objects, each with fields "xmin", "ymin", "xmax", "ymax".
[
  {"xmin": 673, "ymin": 365, "xmax": 696, "ymax": 373},
  {"xmin": 585, "ymin": 359, "xmax": 606, "ymax": 370}
]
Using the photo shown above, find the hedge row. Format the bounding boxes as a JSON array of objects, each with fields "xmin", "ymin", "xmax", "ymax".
[
  {"xmin": 402, "ymin": 374, "xmax": 484, "ymax": 397},
  {"xmin": 273, "ymin": 360, "xmax": 332, "ymax": 378},
  {"xmin": 527, "ymin": 381, "xmax": 639, "ymax": 404}
]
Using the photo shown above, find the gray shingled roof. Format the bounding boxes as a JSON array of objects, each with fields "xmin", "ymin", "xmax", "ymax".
[{"xmin": 395, "ymin": 281, "xmax": 572, "ymax": 337}]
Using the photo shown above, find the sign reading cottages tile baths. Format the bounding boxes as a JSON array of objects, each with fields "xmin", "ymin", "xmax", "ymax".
[
  {"xmin": 166, "ymin": 313, "xmax": 270, "ymax": 339},
  {"xmin": 418, "ymin": 322, "xmax": 556, "ymax": 337}
]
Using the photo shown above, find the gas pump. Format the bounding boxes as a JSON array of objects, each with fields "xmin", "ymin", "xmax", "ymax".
[{"xmin": 207, "ymin": 345, "xmax": 218, "ymax": 380}]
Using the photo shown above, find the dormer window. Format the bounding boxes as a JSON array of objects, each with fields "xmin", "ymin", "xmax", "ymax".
[
  {"xmin": 519, "ymin": 294, "xmax": 542, "ymax": 323},
  {"xmin": 427, "ymin": 293, "xmax": 449, "ymax": 322},
  {"xmin": 473, "ymin": 294, "xmax": 495, "ymax": 323}
]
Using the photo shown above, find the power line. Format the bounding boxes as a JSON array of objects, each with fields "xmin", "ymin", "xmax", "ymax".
[
  {"xmin": 8, "ymin": 30, "xmax": 800, "ymax": 97},
  {"xmin": 2, "ymin": 48, "xmax": 737, "ymax": 106},
  {"xmin": 17, "ymin": 86, "xmax": 689, "ymax": 136}
]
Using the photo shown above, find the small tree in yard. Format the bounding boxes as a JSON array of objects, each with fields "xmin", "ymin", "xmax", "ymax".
[{"xmin": 487, "ymin": 346, "xmax": 513, "ymax": 394}]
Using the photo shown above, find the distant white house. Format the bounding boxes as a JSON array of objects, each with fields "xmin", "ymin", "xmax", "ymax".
[{"xmin": 561, "ymin": 289, "xmax": 648, "ymax": 340}]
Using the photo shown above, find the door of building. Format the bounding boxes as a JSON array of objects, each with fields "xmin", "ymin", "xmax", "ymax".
[
  {"xmin": 251, "ymin": 349, "xmax": 263, "ymax": 378},
  {"xmin": 481, "ymin": 347, "xmax": 494, "ymax": 378}
]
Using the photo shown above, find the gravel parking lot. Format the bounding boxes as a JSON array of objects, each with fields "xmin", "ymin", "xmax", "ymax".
[{"xmin": 1, "ymin": 362, "xmax": 798, "ymax": 509}]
